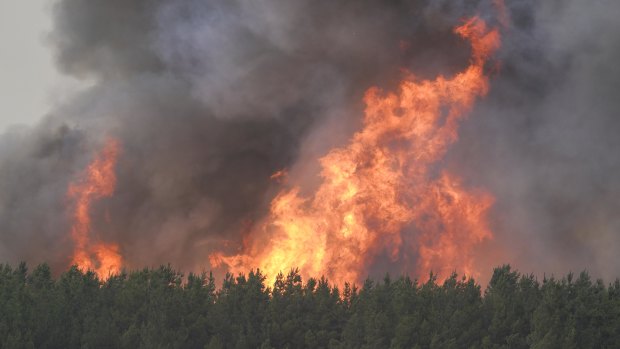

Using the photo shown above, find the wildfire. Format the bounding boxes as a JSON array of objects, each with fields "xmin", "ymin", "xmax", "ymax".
[
  {"xmin": 67, "ymin": 138, "xmax": 122, "ymax": 278},
  {"xmin": 213, "ymin": 16, "xmax": 501, "ymax": 285}
]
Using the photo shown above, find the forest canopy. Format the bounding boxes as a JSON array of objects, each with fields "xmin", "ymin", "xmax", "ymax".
[{"xmin": 0, "ymin": 263, "xmax": 619, "ymax": 348}]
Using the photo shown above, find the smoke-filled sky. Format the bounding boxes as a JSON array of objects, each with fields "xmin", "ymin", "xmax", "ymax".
[
  {"xmin": 0, "ymin": 2, "xmax": 87, "ymax": 131},
  {"xmin": 1, "ymin": 0, "xmax": 620, "ymax": 282},
  {"xmin": 0, "ymin": 2, "xmax": 54, "ymax": 130}
]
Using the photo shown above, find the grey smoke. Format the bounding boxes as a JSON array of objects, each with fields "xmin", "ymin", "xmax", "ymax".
[
  {"xmin": 450, "ymin": 0, "xmax": 620, "ymax": 280},
  {"xmin": 0, "ymin": 0, "xmax": 619, "ymax": 280}
]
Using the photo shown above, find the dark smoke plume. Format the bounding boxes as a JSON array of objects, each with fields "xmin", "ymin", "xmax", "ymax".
[{"xmin": 1, "ymin": 0, "xmax": 619, "ymax": 280}]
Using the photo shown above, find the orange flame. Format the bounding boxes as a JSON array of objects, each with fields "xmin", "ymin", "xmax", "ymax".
[
  {"xmin": 67, "ymin": 139, "xmax": 122, "ymax": 278},
  {"xmin": 270, "ymin": 169, "xmax": 288, "ymax": 183},
  {"xmin": 213, "ymin": 17, "xmax": 501, "ymax": 286}
]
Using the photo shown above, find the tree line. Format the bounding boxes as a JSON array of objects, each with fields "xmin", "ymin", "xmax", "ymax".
[{"xmin": 0, "ymin": 263, "xmax": 619, "ymax": 348}]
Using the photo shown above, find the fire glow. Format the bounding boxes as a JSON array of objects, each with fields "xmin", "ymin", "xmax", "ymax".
[
  {"xmin": 65, "ymin": 14, "xmax": 503, "ymax": 285},
  {"xmin": 211, "ymin": 17, "xmax": 501, "ymax": 285},
  {"xmin": 67, "ymin": 139, "xmax": 122, "ymax": 278}
]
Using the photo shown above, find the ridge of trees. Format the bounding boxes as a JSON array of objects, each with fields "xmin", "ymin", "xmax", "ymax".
[{"xmin": 0, "ymin": 263, "xmax": 619, "ymax": 348}]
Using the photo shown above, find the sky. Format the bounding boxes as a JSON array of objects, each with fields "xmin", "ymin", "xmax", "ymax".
[{"xmin": 0, "ymin": 1, "xmax": 79, "ymax": 131}]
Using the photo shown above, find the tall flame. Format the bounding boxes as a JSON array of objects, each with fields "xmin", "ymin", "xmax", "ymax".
[
  {"xmin": 67, "ymin": 138, "xmax": 122, "ymax": 278},
  {"xmin": 212, "ymin": 17, "xmax": 501, "ymax": 286}
]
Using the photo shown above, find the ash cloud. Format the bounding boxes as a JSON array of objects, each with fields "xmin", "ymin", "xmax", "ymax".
[{"xmin": 1, "ymin": 0, "xmax": 620, "ymax": 280}]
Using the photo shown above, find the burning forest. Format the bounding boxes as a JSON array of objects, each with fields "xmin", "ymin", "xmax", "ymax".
[
  {"xmin": 3, "ymin": 0, "xmax": 620, "ymax": 347},
  {"xmin": 210, "ymin": 16, "xmax": 500, "ymax": 285},
  {"xmin": 2, "ymin": 0, "xmax": 620, "ymax": 289}
]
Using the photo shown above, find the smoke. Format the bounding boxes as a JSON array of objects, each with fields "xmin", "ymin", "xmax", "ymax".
[
  {"xmin": 450, "ymin": 0, "xmax": 620, "ymax": 280},
  {"xmin": 0, "ymin": 0, "xmax": 619, "ymax": 280}
]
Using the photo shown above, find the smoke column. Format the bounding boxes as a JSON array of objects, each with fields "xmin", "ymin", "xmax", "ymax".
[{"xmin": 0, "ymin": 0, "xmax": 619, "ymax": 283}]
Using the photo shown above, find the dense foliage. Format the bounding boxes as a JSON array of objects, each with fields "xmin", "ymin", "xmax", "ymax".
[{"xmin": 0, "ymin": 263, "xmax": 619, "ymax": 348}]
